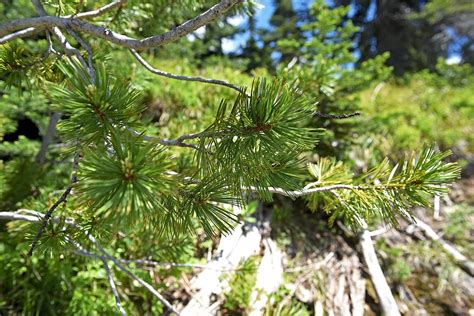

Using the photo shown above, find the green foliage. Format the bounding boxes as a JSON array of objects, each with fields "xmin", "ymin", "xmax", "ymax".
[
  {"xmin": 264, "ymin": 286, "xmax": 311, "ymax": 316},
  {"xmin": 223, "ymin": 257, "xmax": 259, "ymax": 313},
  {"xmin": 170, "ymin": 176, "xmax": 239, "ymax": 236},
  {"xmin": 359, "ymin": 61, "xmax": 474, "ymax": 155},
  {"xmin": 443, "ymin": 204, "xmax": 474, "ymax": 255},
  {"xmin": 306, "ymin": 146, "xmax": 461, "ymax": 227},
  {"xmin": 197, "ymin": 79, "xmax": 320, "ymax": 200},
  {"xmin": 0, "ymin": 1, "xmax": 470, "ymax": 313},
  {"xmin": 377, "ymin": 240, "xmax": 413, "ymax": 284},
  {"xmin": 77, "ymin": 132, "xmax": 173, "ymax": 229},
  {"xmin": 277, "ymin": 0, "xmax": 392, "ymax": 156},
  {"xmin": 49, "ymin": 60, "xmax": 144, "ymax": 145}
]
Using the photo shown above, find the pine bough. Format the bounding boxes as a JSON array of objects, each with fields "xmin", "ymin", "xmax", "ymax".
[{"xmin": 0, "ymin": 1, "xmax": 462, "ymax": 315}]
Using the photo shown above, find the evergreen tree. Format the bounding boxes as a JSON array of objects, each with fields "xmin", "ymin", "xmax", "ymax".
[
  {"xmin": 0, "ymin": 0, "xmax": 464, "ymax": 314},
  {"xmin": 277, "ymin": 0, "xmax": 392, "ymax": 157},
  {"xmin": 335, "ymin": 0, "xmax": 474, "ymax": 74},
  {"xmin": 264, "ymin": 0, "xmax": 304, "ymax": 65},
  {"xmin": 240, "ymin": 5, "xmax": 272, "ymax": 71}
]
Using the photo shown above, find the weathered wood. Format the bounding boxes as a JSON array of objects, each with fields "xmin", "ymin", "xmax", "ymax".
[
  {"xmin": 248, "ymin": 238, "xmax": 284, "ymax": 316},
  {"xmin": 410, "ymin": 216, "xmax": 474, "ymax": 277},
  {"xmin": 360, "ymin": 226, "xmax": 401, "ymax": 316},
  {"xmin": 181, "ymin": 219, "xmax": 262, "ymax": 315}
]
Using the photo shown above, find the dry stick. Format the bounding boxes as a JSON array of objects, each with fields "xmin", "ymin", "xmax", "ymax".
[
  {"xmin": 27, "ymin": 148, "xmax": 80, "ymax": 256},
  {"xmin": 248, "ymin": 238, "xmax": 284, "ymax": 316},
  {"xmin": 130, "ymin": 49, "xmax": 248, "ymax": 96},
  {"xmin": 359, "ymin": 220, "xmax": 401, "ymax": 316},
  {"xmin": 100, "ymin": 257, "xmax": 127, "ymax": 316},
  {"xmin": 408, "ymin": 216, "xmax": 474, "ymax": 277},
  {"xmin": 86, "ymin": 234, "xmax": 181, "ymax": 315},
  {"xmin": 1, "ymin": 0, "xmax": 243, "ymax": 49}
]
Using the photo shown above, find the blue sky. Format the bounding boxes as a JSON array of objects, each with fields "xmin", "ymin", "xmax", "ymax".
[
  {"xmin": 221, "ymin": 0, "xmax": 275, "ymax": 53},
  {"xmin": 219, "ymin": 0, "xmax": 462, "ymax": 63}
]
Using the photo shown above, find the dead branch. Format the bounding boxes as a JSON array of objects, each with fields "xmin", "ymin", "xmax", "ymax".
[
  {"xmin": 408, "ymin": 216, "xmax": 474, "ymax": 276},
  {"xmin": 359, "ymin": 221, "xmax": 401, "ymax": 316}
]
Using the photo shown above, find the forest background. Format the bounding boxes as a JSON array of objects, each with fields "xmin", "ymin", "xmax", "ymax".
[{"xmin": 0, "ymin": 0, "xmax": 473, "ymax": 315}]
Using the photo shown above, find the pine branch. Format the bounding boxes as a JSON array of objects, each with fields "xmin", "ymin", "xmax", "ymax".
[
  {"xmin": 148, "ymin": 130, "xmax": 227, "ymax": 149},
  {"xmin": 30, "ymin": 0, "xmax": 89, "ymax": 69},
  {"xmin": 0, "ymin": 0, "xmax": 126, "ymax": 42},
  {"xmin": 0, "ymin": 210, "xmax": 180, "ymax": 315},
  {"xmin": 120, "ymin": 258, "xmax": 245, "ymax": 272},
  {"xmin": 28, "ymin": 147, "xmax": 80, "ymax": 256},
  {"xmin": 1, "ymin": 0, "xmax": 243, "ymax": 49}
]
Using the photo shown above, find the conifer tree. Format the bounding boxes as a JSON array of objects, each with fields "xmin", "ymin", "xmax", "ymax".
[
  {"xmin": 0, "ymin": 0, "xmax": 462, "ymax": 314},
  {"xmin": 264, "ymin": 0, "xmax": 304, "ymax": 65}
]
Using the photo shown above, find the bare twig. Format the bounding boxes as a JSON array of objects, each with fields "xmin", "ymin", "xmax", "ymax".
[
  {"xmin": 28, "ymin": 148, "xmax": 80, "ymax": 256},
  {"xmin": 131, "ymin": 49, "xmax": 248, "ymax": 96},
  {"xmin": 30, "ymin": 0, "xmax": 89, "ymax": 69},
  {"xmin": 100, "ymin": 257, "xmax": 127, "ymax": 316},
  {"xmin": 407, "ymin": 216, "xmax": 474, "ymax": 276},
  {"xmin": 0, "ymin": 27, "xmax": 37, "ymax": 42},
  {"xmin": 120, "ymin": 258, "xmax": 243, "ymax": 272},
  {"xmin": 85, "ymin": 234, "xmax": 181, "ymax": 315},
  {"xmin": 44, "ymin": 31, "xmax": 59, "ymax": 56},
  {"xmin": 1, "ymin": 0, "xmax": 243, "ymax": 49},
  {"xmin": 315, "ymin": 111, "xmax": 360, "ymax": 119},
  {"xmin": 66, "ymin": 0, "xmax": 126, "ymax": 19},
  {"xmin": 64, "ymin": 26, "xmax": 96, "ymax": 83},
  {"xmin": 0, "ymin": 211, "xmax": 43, "ymax": 223},
  {"xmin": 0, "ymin": 210, "xmax": 179, "ymax": 315}
]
